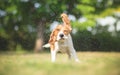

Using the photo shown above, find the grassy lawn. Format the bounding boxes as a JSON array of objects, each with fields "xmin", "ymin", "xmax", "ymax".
[{"xmin": 0, "ymin": 52, "xmax": 120, "ymax": 75}]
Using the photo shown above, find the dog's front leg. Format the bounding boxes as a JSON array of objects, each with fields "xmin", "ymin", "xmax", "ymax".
[{"xmin": 51, "ymin": 50, "xmax": 57, "ymax": 62}]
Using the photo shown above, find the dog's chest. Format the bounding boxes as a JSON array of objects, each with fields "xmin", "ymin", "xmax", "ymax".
[{"xmin": 57, "ymin": 41, "xmax": 69, "ymax": 53}]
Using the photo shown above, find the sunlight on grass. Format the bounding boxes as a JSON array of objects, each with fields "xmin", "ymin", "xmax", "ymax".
[{"xmin": 0, "ymin": 52, "xmax": 120, "ymax": 75}]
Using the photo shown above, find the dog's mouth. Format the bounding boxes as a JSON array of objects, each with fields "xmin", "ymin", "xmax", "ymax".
[
  {"xmin": 60, "ymin": 38, "xmax": 65, "ymax": 40},
  {"xmin": 59, "ymin": 36, "xmax": 68, "ymax": 40},
  {"xmin": 56, "ymin": 37, "xmax": 65, "ymax": 42}
]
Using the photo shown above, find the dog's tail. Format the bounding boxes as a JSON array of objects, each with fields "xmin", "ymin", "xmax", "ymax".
[{"xmin": 42, "ymin": 43, "xmax": 50, "ymax": 48}]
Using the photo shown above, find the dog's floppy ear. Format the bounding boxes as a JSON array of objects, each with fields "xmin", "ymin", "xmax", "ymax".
[
  {"xmin": 61, "ymin": 13, "xmax": 72, "ymax": 31},
  {"xmin": 49, "ymin": 25, "xmax": 62, "ymax": 44},
  {"xmin": 49, "ymin": 25, "xmax": 61, "ymax": 50},
  {"xmin": 48, "ymin": 30, "xmax": 56, "ymax": 50},
  {"xmin": 49, "ymin": 29, "xmax": 56, "ymax": 45}
]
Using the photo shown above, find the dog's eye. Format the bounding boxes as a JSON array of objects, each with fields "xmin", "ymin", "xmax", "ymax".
[
  {"xmin": 64, "ymin": 30, "xmax": 69, "ymax": 34},
  {"xmin": 64, "ymin": 30, "xmax": 68, "ymax": 32},
  {"xmin": 56, "ymin": 29, "xmax": 60, "ymax": 31}
]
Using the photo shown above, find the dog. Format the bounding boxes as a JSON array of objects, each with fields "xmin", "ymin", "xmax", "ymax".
[{"xmin": 43, "ymin": 13, "xmax": 79, "ymax": 62}]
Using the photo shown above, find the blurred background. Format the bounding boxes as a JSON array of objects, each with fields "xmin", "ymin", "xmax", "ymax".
[{"xmin": 0, "ymin": 0, "xmax": 120, "ymax": 52}]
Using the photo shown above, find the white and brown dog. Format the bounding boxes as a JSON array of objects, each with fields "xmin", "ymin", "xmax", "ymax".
[{"xmin": 43, "ymin": 13, "xmax": 79, "ymax": 62}]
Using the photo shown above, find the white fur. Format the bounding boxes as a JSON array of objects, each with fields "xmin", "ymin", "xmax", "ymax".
[{"xmin": 55, "ymin": 34, "xmax": 79, "ymax": 62}]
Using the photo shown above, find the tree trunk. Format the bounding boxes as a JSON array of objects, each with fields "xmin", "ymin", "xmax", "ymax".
[{"xmin": 34, "ymin": 21, "xmax": 45, "ymax": 52}]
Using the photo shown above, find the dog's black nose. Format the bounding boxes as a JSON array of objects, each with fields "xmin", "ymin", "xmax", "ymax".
[{"xmin": 59, "ymin": 34, "xmax": 64, "ymax": 38}]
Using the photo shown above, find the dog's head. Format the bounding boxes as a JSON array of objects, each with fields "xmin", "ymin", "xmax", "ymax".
[
  {"xmin": 49, "ymin": 13, "xmax": 72, "ymax": 50},
  {"xmin": 52, "ymin": 25, "xmax": 71, "ymax": 41}
]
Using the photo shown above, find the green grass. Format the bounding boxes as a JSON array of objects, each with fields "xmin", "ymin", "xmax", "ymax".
[{"xmin": 0, "ymin": 52, "xmax": 120, "ymax": 75}]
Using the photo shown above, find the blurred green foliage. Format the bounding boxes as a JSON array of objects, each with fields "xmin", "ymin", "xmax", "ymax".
[{"xmin": 0, "ymin": 0, "xmax": 120, "ymax": 51}]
